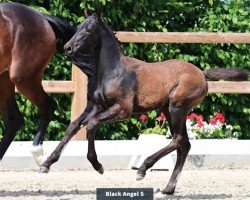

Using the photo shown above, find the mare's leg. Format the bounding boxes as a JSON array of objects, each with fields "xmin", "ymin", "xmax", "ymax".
[
  {"xmin": 7, "ymin": 15, "xmax": 57, "ymax": 166},
  {"xmin": 0, "ymin": 71, "xmax": 24, "ymax": 160},
  {"xmin": 9, "ymin": 65, "xmax": 56, "ymax": 166},
  {"xmin": 39, "ymin": 103, "xmax": 99, "ymax": 173}
]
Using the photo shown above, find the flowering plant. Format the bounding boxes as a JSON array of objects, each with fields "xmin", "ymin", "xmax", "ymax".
[
  {"xmin": 134, "ymin": 111, "xmax": 239, "ymax": 139},
  {"xmin": 131, "ymin": 111, "xmax": 169, "ymax": 136},
  {"xmin": 185, "ymin": 112, "xmax": 240, "ymax": 139}
]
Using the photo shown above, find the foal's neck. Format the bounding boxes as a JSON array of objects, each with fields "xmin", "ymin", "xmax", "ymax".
[{"xmin": 97, "ymin": 22, "xmax": 123, "ymax": 77}]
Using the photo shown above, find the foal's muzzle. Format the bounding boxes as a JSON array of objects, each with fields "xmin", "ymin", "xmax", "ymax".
[{"xmin": 64, "ymin": 43, "xmax": 74, "ymax": 56}]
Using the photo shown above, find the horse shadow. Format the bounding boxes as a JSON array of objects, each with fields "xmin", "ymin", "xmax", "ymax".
[
  {"xmin": 155, "ymin": 193, "xmax": 232, "ymax": 200},
  {"xmin": 0, "ymin": 189, "xmax": 95, "ymax": 198}
]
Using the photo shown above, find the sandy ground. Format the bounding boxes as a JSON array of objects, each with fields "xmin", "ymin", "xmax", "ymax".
[{"xmin": 0, "ymin": 169, "xmax": 249, "ymax": 200}]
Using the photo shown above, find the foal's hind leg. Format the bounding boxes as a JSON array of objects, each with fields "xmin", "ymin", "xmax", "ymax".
[
  {"xmin": 0, "ymin": 71, "xmax": 24, "ymax": 160},
  {"xmin": 137, "ymin": 103, "xmax": 190, "ymax": 194},
  {"xmin": 10, "ymin": 68, "xmax": 56, "ymax": 166},
  {"xmin": 162, "ymin": 121, "xmax": 190, "ymax": 194}
]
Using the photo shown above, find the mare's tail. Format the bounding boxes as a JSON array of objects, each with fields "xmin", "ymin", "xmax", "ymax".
[
  {"xmin": 44, "ymin": 14, "xmax": 76, "ymax": 51},
  {"xmin": 203, "ymin": 68, "xmax": 249, "ymax": 81},
  {"xmin": 44, "ymin": 14, "xmax": 95, "ymax": 78}
]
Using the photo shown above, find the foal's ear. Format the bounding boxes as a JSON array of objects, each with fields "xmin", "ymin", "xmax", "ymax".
[
  {"xmin": 97, "ymin": 9, "xmax": 103, "ymax": 20},
  {"xmin": 84, "ymin": 7, "xmax": 92, "ymax": 17}
]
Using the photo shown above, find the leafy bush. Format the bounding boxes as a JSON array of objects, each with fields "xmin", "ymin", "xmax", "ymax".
[{"xmin": 0, "ymin": 0, "xmax": 249, "ymax": 140}]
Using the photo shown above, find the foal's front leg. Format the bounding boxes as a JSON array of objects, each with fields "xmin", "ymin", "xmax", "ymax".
[
  {"xmin": 39, "ymin": 103, "xmax": 98, "ymax": 173},
  {"xmin": 86, "ymin": 104, "xmax": 124, "ymax": 174}
]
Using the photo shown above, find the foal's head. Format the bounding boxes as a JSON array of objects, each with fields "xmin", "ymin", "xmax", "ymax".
[{"xmin": 64, "ymin": 13, "xmax": 101, "ymax": 55}]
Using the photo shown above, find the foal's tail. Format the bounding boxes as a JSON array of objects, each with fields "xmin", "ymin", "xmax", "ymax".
[
  {"xmin": 44, "ymin": 14, "xmax": 76, "ymax": 51},
  {"xmin": 203, "ymin": 68, "xmax": 249, "ymax": 81}
]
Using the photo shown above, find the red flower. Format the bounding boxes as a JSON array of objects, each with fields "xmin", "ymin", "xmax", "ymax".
[
  {"xmin": 187, "ymin": 113, "xmax": 197, "ymax": 120},
  {"xmin": 215, "ymin": 112, "xmax": 225, "ymax": 124},
  {"xmin": 196, "ymin": 115, "xmax": 204, "ymax": 122},
  {"xmin": 197, "ymin": 120, "xmax": 204, "ymax": 128},
  {"xmin": 196, "ymin": 114, "xmax": 204, "ymax": 128},
  {"xmin": 157, "ymin": 112, "xmax": 166, "ymax": 121},
  {"xmin": 139, "ymin": 113, "xmax": 148, "ymax": 122},
  {"xmin": 209, "ymin": 117, "xmax": 217, "ymax": 125}
]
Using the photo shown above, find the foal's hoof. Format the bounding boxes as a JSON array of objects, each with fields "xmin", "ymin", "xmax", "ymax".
[
  {"xmin": 97, "ymin": 166, "xmax": 104, "ymax": 174},
  {"xmin": 161, "ymin": 186, "xmax": 175, "ymax": 195},
  {"xmin": 38, "ymin": 166, "xmax": 50, "ymax": 174},
  {"xmin": 136, "ymin": 171, "xmax": 146, "ymax": 181}
]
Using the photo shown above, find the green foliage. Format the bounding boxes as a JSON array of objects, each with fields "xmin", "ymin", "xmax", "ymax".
[
  {"xmin": 0, "ymin": 0, "xmax": 249, "ymax": 141},
  {"xmin": 131, "ymin": 111, "xmax": 168, "ymax": 136}
]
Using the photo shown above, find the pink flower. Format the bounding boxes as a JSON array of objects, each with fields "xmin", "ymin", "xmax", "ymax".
[
  {"xmin": 196, "ymin": 114, "xmax": 204, "ymax": 128},
  {"xmin": 187, "ymin": 113, "xmax": 197, "ymax": 120},
  {"xmin": 157, "ymin": 112, "xmax": 166, "ymax": 121},
  {"xmin": 197, "ymin": 120, "xmax": 204, "ymax": 128},
  {"xmin": 215, "ymin": 112, "xmax": 225, "ymax": 124},
  {"xmin": 196, "ymin": 115, "xmax": 204, "ymax": 122},
  {"xmin": 139, "ymin": 113, "xmax": 148, "ymax": 122},
  {"xmin": 209, "ymin": 118, "xmax": 217, "ymax": 125}
]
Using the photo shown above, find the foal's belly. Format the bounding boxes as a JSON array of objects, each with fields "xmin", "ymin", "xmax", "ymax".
[
  {"xmin": 134, "ymin": 72, "xmax": 173, "ymax": 111},
  {"xmin": 134, "ymin": 83, "xmax": 171, "ymax": 111}
]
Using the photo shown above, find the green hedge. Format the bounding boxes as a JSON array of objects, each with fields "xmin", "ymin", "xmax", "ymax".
[{"xmin": 0, "ymin": 0, "xmax": 249, "ymax": 141}]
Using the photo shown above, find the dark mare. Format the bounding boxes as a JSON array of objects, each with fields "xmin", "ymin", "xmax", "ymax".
[
  {"xmin": 40, "ymin": 13, "xmax": 249, "ymax": 194},
  {"xmin": 0, "ymin": 3, "xmax": 94, "ymax": 166}
]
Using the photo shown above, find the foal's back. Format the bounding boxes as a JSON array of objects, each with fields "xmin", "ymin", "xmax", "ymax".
[
  {"xmin": 0, "ymin": 3, "xmax": 55, "ymax": 75},
  {"xmin": 123, "ymin": 57, "xmax": 208, "ymax": 111}
]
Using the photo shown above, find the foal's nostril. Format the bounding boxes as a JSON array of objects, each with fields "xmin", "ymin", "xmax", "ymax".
[{"xmin": 64, "ymin": 44, "xmax": 73, "ymax": 54}]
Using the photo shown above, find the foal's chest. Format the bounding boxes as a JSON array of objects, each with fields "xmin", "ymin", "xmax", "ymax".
[{"xmin": 94, "ymin": 80, "xmax": 121, "ymax": 106}]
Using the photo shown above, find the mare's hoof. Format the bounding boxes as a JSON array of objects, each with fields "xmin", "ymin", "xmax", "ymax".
[
  {"xmin": 38, "ymin": 166, "xmax": 50, "ymax": 174},
  {"xmin": 97, "ymin": 166, "xmax": 104, "ymax": 174},
  {"xmin": 136, "ymin": 171, "xmax": 145, "ymax": 181},
  {"xmin": 161, "ymin": 186, "xmax": 175, "ymax": 195}
]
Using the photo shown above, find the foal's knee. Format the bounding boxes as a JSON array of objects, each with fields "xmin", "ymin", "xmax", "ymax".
[{"xmin": 86, "ymin": 118, "xmax": 99, "ymax": 132}]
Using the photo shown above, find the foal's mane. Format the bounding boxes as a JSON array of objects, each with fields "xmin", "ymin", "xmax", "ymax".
[{"xmin": 99, "ymin": 19, "xmax": 124, "ymax": 55}]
